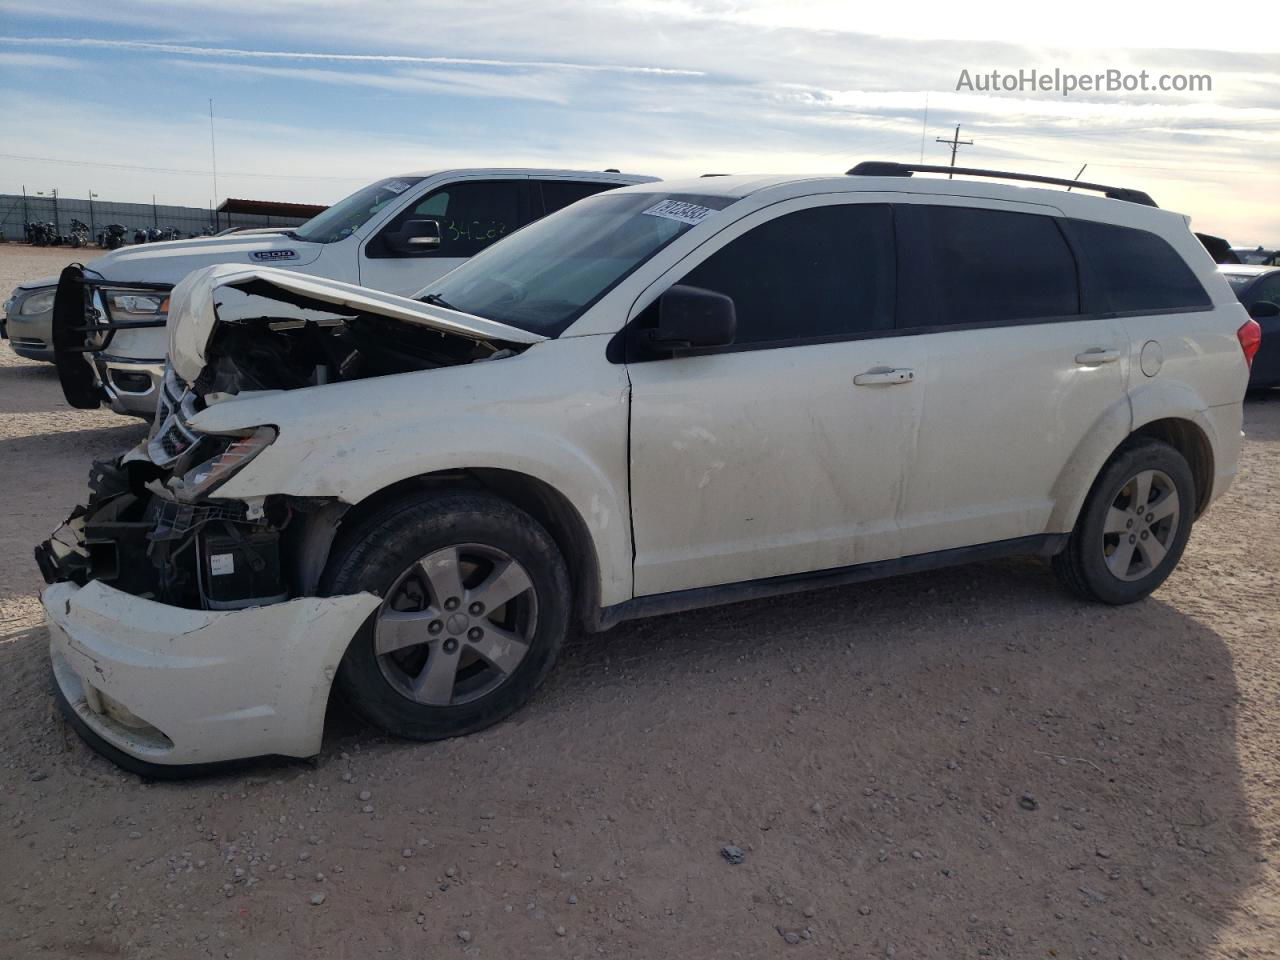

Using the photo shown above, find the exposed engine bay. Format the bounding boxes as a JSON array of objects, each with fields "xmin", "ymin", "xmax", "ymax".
[{"xmin": 37, "ymin": 264, "xmax": 541, "ymax": 611}]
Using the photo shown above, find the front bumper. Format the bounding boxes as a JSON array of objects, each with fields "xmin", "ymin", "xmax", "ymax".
[
  {"xmin": 45, "ymin": 579, "xmax": 378, "ymax": 769},
  {"xmin": 97, "ymin": 355, "xmax": 165, "ymax": 417},
  {"xmin": 4, "ymin": 305, "xmax": 55, "ymax": 362}
]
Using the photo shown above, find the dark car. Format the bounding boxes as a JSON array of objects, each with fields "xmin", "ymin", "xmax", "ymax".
[{"xmin": 1220, "ymin": 265, "xmax": 1280, "ymax": 388}]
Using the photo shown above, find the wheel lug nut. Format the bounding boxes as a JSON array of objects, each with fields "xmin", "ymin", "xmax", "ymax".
[
  {"xmin": 444, "ymin": 597, "xmax": 460, "ymax": 611},
  {"xmin": 443, "ymin": 638, "xmax": 458, "ymax": 653},
  {"xmin": 1129, "ymin": 534, "xmax": 1136, "ymax": 544},
  {"xmin": 428, "ymin": 620, "xmax": 443, "ymax": 634},
  {"xmin": 467, "ymin": 626, "xmax": 483, "ymax": 640},
  {"xmin": 1126, "ymin": 519, "xmax": 1134, "ymax": 529},
  {"xmin": 1146, "ymin": 513, "xmax": 1154, "ymax": 523},
  {"xmin": 1140, "ymin": 531, "xmax": 1148, "ymax": 540},
  {"xmin": 469, "ymin": 602, "xmax": 484, "ymax": 615}
]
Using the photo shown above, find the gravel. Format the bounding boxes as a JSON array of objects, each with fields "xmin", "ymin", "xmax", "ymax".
[{"xmin": 2, "ymin": 243, "xmax": 1280, "ymax": 958}]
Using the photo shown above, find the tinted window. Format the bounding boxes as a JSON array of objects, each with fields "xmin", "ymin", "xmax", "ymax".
[
  {"xmin": 1070, "ymin": 219, "xmax": 1211, "ymax": 313},
  {"xmin": 674, "ymin": 203, "xmax": 895, "ymax": 346},
  {"xmin": 540, "ymin": 180, "xmax": 617, "ymax": 214},
  {"xmin": 1248, "ymin": 273, "xmax": 1280, "ymax": 306},
  {"xmin": 370, "ymin": 180, "xmax": 524, "ymax": 258},
  {"xmin": 902, "ymin": 206, "xmax": 1079, "ymax": 327}
]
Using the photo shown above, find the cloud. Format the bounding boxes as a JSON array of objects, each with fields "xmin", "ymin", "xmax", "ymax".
[
  {"xmin": 0, "ymin": 49, "xmax": 78, "ymax": 68},
  {"xmin": 0, "ymin": 35, "xmax": 705, "ymax": 76},
  {"xmin": 1, "ymin": 3, "xmax": 1277, "ymax": 239},
  {"xmin": 169, "ymin": 58, "xmax": 580, "ymax": 105}
]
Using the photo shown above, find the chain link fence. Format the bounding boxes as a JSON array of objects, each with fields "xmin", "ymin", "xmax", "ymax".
[{"xmin": 0, "ymin": 193, "xmax": 314, "ymax": 243}]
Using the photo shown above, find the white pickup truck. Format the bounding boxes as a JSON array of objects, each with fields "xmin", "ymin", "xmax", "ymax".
[{"xmin": 51, "ymin": 168, "xmax": 656, "ymax": 415}]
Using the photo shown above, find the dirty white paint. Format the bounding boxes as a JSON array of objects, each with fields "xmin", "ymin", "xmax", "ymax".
[{"xmin": 44, "ymin": 580, "xmax": 380, "ymax": 765}]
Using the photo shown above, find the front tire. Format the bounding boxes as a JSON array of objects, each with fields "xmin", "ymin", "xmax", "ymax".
[
  {"xmin": 1052, "ymin": 438, "xmax": 1195, "ymax": 604},
  {"xmin": 323, "ymin": 492, "xmax": 571, "ymax": 741}
]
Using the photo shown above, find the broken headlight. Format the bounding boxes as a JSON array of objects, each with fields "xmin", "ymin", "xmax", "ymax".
[{"xmin": 167, "ymin": 426, "xmax": 278, "ymax": 503}]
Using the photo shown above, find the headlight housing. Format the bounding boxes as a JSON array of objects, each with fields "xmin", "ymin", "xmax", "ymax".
[
  {"xmin": 102, "ymin": 287, "xmax": 170, "ymax": 319},
  {"xmin": 18, "ymin": 288, "xmax": 56, "ymax": 315},
  {"xmin": 167, "ymin": 426, "xmax": 278, "ymax": 502}
]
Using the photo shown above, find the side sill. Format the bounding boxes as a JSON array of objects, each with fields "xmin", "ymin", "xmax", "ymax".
[{"xmin": 590, "ymin": 533, "xmax": 1068, "ymax": 632}]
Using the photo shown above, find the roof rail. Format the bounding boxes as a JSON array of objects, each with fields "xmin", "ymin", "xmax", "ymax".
[{"xmin": 846, "ymin": 161, "xmax": 1157, "ymax": 207}]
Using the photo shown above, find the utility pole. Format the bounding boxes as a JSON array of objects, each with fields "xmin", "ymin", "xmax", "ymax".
[
  {"xmin": 935, "ymin": 124, "xmax": 973, "ymax": 178},
  {"xmin": 51, "ymin": 188, "xmax": 59, "ymax": 236},
  {"xmin": 919, "ymin": 93, "xmax": 929, "ymax": 163},
  {"xmin": 152, "ymin": 194, "xmax": 158, "ymax": 229},
  {"xmin": 88, "ymin": 190, "xmax": 98, "ymax": 240},
  {"xmin": 209, "ymin": 99, "xmax": 219, "ymax": 232}
]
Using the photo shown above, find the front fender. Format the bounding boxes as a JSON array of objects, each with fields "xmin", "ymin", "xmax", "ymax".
[{"xmin": 200, "ymin": 343, "xmax": 634, "ymax": 606}]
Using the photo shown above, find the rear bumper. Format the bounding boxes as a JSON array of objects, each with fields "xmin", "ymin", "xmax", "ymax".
[
  {"xmin": 44, "ymin": 579, "xmax": 378, "ymax": 768},
  {"xmin": 1204, "ymin": 401, "xmax": 1243, "ymax": 509}
]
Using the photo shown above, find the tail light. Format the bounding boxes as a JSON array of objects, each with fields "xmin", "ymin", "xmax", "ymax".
[{"xmin": 1237, "ymin": 319, "xmax": 1262, "ymax": 370}]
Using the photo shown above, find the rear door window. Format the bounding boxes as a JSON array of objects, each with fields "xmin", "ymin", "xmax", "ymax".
[
  {"xmin": 897, "ymin": 205, "xmax": 1080, "ymax": 328},
  {"xmin": 1067, "ymin": 219, "xmax": 1211, "ymax": 313}
]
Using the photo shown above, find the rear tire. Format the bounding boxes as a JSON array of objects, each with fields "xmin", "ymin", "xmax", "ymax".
[
  {"xmin": 323, "ymin": 491, "xmax": 570, "ymax": 741},
  {"xmin": 1052, "ymin": 438, "xmax": 1195, "ymax": 604}
]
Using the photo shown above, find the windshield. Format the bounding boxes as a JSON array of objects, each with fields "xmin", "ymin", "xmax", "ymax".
[
  {"xmin": 294, "ymin": 177, "xmax": 424, "ymax": 244},
  {"xmin": 1222, "ymin": 273, "xmax": 1255, "ymax": 298},
  {"xmin": 419, "ymin": 192, "xmax": 733, "ymax": 336}
]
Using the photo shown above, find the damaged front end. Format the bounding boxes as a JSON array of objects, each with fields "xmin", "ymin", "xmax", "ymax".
[
  {"xmin": 36, "ymin": 265, "xmax": 546, "ymax": 770},
  {"xmin": 38, "ymin": 263, "xmax": 543, "ymax": 613}
]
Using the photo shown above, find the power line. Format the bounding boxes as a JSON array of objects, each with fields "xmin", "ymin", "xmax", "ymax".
[{"xmin": 0, "ymin": 152, "xmax": 364, "ymax": 182}]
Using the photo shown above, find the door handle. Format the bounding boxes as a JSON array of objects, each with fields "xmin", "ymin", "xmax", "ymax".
[
  {"xmin": 1075, "ymin": 348, "xmax": 1122, "ymax": 365},
  {"xmin": 853, "ymin": 367, "xmax": 915, "ymax": 386}
]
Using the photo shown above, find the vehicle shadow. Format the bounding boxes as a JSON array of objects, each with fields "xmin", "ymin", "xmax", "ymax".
[
  {"xmin": 319, "ymin": 554, "xmax": 1263, "ymax": 957},
  {"xmin": 0, "ymin": 421, "xmax": 147, "ymax": 611},
  {"xmin": 0, "ymin": 356, "xmax": 72, "ymax": 415}
]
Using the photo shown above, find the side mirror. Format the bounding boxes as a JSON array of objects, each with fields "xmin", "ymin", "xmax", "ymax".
[
  {"xmin": 1249, "ymin": 299, "xmax": 1280, "ymax": 319},
  {"xmin": 386, "ymin": 219, "xmax": 441, "ymax": 255},
  {"xmin": 647, "ymin": 284, "xmax": 736, "ymax": 351}
]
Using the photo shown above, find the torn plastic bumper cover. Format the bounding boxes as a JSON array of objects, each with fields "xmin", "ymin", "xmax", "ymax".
[{"xmin": 46, "ymin": 580, "xmax": 378, "ymax": 767}]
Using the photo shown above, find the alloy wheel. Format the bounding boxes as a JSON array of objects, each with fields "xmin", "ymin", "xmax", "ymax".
[
  {"xmin": 1101, "ymin": 468, "xmax": 1181, "ymax": 582},
  {"xmin": 374, "ymin": 543, "xmax": 538, "ymax": 706}
]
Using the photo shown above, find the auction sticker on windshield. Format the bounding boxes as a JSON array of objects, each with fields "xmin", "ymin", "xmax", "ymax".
[{"xmin": 642, "ymin": 199, "xmax": 716, "ymax": 226}]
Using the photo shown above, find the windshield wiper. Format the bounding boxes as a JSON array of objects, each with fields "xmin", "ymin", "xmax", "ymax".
[{"xmin": 421, "ymin": 292, "xmax": 458, "ymax": 310}]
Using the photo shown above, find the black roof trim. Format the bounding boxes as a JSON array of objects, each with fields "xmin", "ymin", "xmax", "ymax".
[{"xmin": 845, "ymin": 161, "xmax": 1157, "ymax": 207}]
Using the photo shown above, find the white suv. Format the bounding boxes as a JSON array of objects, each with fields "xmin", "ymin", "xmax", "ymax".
[{"xmin": 38, "ymin": 163, "xmax": 1257, "ymax": 775}]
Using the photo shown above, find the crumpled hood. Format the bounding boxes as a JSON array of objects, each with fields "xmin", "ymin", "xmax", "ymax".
[
  {"xmin": 82, "ymin": 232, "xmax": 323, "ymax": 284},
  {"xmin": 167, "ymin": 263, "xmax": 545, "ymax": 383}
]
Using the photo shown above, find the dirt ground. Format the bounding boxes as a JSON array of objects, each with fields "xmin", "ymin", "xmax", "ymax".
[{"xmin": 1, "ymin": 243, "xmax": 1278, "ymax": 960}]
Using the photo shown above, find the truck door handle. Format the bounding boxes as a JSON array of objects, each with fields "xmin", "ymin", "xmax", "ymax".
[
  {"xmin": 853, "ymin": 368, "xmax": 915, "ymax": 386},
  {"xmin": 1075, "ymin": 348, "xmax": 1122, "ymax": 365}
]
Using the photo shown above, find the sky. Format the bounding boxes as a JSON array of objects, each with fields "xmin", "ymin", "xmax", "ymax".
[{"xmin": 1, "ymin": 0, "xmax": 1278, "ymax": 242}]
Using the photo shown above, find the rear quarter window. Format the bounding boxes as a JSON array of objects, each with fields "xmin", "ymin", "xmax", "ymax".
[
  {"xmin": 1068, "ymin": 220, "xmax": 1211, "ymax": 313},
  {"xmin": 897, "ymin": 205, "xmax": 1080, "ymax": 327}
]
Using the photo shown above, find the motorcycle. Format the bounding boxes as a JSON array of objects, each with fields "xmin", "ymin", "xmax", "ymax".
[
  {"xmin": 25, "ymin": 221, "xmax": 58, "ymax": 246},
  {"xmin": 134, "ymin": 228, "xmax": 148, "ymax": 245},
  {"xmin": 68, "ymin": 219, "xmax": 91, "ymax": 249},
  {"xmin": 99, "ymin": 223, "xmax": 127, "ymax": 250}
]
